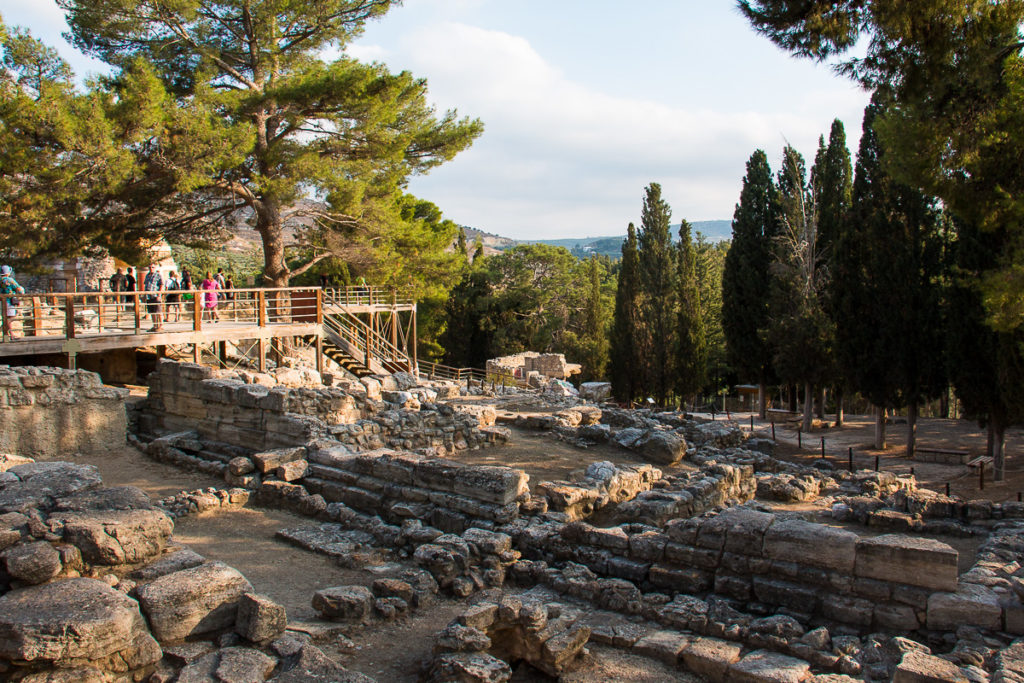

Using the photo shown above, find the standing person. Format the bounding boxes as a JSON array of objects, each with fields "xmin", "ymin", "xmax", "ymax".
[
  {"xmin": 201, "ymin": 271, "xmax": 220, "ymax": 323},
  {"xmin": 319, "ymin": 273, "xmax": 329, "ymax": 289},
  {"xmin": 215, "ymin": 268, "xmax": 226, "ymax": 289},
  {"xmin": 109, "ymin": 268, "xmax": 126, "ymax": 314},
  {"xmin": 0, "ymin": 265, "xmax": 25, "ymax": 340},
  {"xmin": 222, "ymin": 274, "xmax": 236, "ymax": 320},
  {"xmin": 143, "ymin": 264, "xmax": 164, "ymax": 331},
  {"xmin": 165, "ymin": 270, "xmax": 181, "ymax": 322},
  {"xmin": 124, "ymin": 267, "xmax": 137, "ymax": 312}
]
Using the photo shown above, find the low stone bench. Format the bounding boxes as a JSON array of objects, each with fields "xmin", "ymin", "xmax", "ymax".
[{"xmin": 914, "ymin": 447, "xmax": 970, "ymax": 465}]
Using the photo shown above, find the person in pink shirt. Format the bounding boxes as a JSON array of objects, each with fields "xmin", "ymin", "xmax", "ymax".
[{"xmin": 201, "ymin": 271, "xmax": 220, "ymax": 323}]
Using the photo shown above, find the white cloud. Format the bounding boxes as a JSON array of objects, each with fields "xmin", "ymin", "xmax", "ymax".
[{"xmin": 378, "ymin": 22, "xmax": 867, "ymax": 238}]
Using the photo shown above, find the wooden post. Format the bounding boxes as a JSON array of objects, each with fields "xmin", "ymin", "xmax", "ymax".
[
  {"xmin": 874, "ymin": 455, "xmax": 880, "ymax": 471},
  {"xmin": 315, "ymin": 335, "xmax": 324, "ymax": 374},
  {"xmin": 946, "ymin": 482, "xmax": 950, "ymax": 496},
  {"xmin": 412, "ymin": 305, "xmax": 418, "ymax": 372},
  {"xmin": 848, "ymin": 447, "xmax": 853, "ymax": 471},
  {"xmin": 217, "ymin": 341, "xmax": 227, "ymax": 366},
  {"xmin": 771, "ymin": 421, "xmax": 775, "ymax": 440},
  {"xmin": 980, "ymin": 461, "xmax": 985, "ymax": 491},
  {"xmin": 316, "ymin": 289, "xmax": 323, "ymax": 325},
  {"xmin": 65, "ymin": 296, "xmax": 76, "ymax": 339},
  {"xmin": 797, "ymin": 430, "xmax": 802, "ymax": 449},
  {"xmin": 32, "ymin": 298, "xmax": 42, "ymax": 337},
  {"xmin": 258, "ymin": 291, "xmax": 267, "ymax": 327},
  {"xmin": 96, "ymin": 294, "xmax": 104, "ymax": 331},
  {"xmin": 364, "ymin": 326, "xmax": 371, "ymax": 369},
  {"xmin": 257, "ymin": 338, "xmax": 267, "ymax": 372},
  {"xmin": 193, "ymin": 343, "xmax": 201, "ymax": 364},
  {"xmin": 820, "ymin": 437, "xmax": 825, "ymax": 458}
]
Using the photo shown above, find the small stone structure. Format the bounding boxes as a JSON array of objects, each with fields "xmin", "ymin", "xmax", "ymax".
[
  {"xmin": 0, "ymin": 366, "xmax": 128, "ymax": 457},
  {"xmin": 487, "ymin": 352, "xmax": 581, "ymax": 381}
]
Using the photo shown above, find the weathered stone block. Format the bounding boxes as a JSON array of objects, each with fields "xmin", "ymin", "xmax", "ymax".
[
  {"xmin": 728, "ymin": 650, "xmax": 811, "ymax": 683},
  {"xmin": 235, "ymin": 593, "xmax": 287, "ymax": 643},
  {"xmin": 252, "ymin": 447, "xmax": 306, "ymax": 474},
  {"xmin": 892, "ymin": 650, "xmax": 969, "ymax": 683},
  {"xmin": 312, "ymin": 585, "xmax": 373, "ymax": 621},
  {"xmin": 632, "ymin": 630, "xmax": 691, "ymax": 665},
  {"xmin": 855, "ymin": 535, "xmax": 957, "ymax": 592},
  {"xmin": 681, "ymin": 637, "xmax": 743, "ymax": 683},
  {"xmin": 763, "ymin": 518, "xmax": 857, "ymax": 572},
  {"xmin": 926, "ymin": 584, "xmax": 1002, "ymax": 631},
  {"xmin": 135, "ymin": 561, "xmax": 254, "ymax": 642}
]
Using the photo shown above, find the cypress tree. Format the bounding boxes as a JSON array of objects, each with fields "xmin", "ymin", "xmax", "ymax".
[
  {"xmin": 768, "ymin": 145, "xmax": 832, "ymax": 432},
  {"xmin": 722, "ymin": 150, "xmax": 777, "ymax": 418},
  {"xmin": 836, "ymin": 98, "xmax": 946, "ymax": 454},
  {"xmin": 610, "ymin": 224, "xmax": 643, "ymax": 403},
  {"xmin": 637, "ymin": 183, "xmax": 678, "ymax": 406},
  {"xmin": 675, "ymin": 219, "xmax": 706, "ymax": 404}
]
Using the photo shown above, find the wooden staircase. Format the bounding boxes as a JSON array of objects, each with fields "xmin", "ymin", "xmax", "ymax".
[{"xmin": 320, "ymin": 292, "xmax": 414, "ymax": 377}]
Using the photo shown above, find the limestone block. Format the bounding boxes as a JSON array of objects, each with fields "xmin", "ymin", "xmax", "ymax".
[
  {"xmin": 821, "ymin": 595, "xmax": 873, "ymax": 628},
  {"xmin": 424, "ymin": 653, "xmax": 511, "ymax": 683},
  {"xmin": 131, "ymin": 548, "xmax": 206, "ymax": 581},
  {"xmin": 632, "ymin": 630, "xmax": 692, "ymax": 665},
  {"xmin": 926, "ymin": 584, "xmax": 1003, "ymax": 631},
  {"xmin": 728, "ymin": 650, "xmax": 812, "ymax": 683},
  {"xmin": 855, "ymin": 535, "xmax": 957, "ymax": 592},
  {"xmin": 135, "ymin": 561, "xmax": 254, "ymax": 642},
  {"xmin": 763, "ymin": 518, "xmax": 857, "ymax": 572},
  {"xmin": 892, "ymin": 650, "xmax": 969, "ymax": 683},
  {"xmin": 312, "ymin": 585, "xmax": 373, "ymax": 621},
  {"xmin": 0, "ymin": 462, "xmax": 103, "ymax": 514},
  {"xmin": 277, "ymin": 460, "xmax": 309, "ymax": 482},
  {"xmin": 252, "ymin": 447, "xmax": 306, "ymax": 474},
  {"xmin": 0, "ymin": 577, "xmax": 161, "ymax": 670},
  {"xmin": 57, "ymin": 509, "xmax": 173, "ymax": 566},
  {"xmin": 538, "ymin": 624, "xmax": 591, "ymax": 675},
  {"xmin": 681, "ymin": 637, "xmax": 743, "ymax": 683},
  {"xmin": 3, "ymin": 540, "xmax": 62, "ymax": 584},
  {"xmin": 720, "ymin": 507, "xmax": 776, "ymax": 554},
  {"xmin": 234, "ymin": 593, "xmax": 287, "ymax": 644},
  {"xmin": 214, "ymin": 646, "xmax": 277, "ymax": 682},
  {"xmin": 458, "ymin": 603, "xmax": 499, "ymax": 631}
]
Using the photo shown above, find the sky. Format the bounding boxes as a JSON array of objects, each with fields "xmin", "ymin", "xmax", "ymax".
[{"xmin": 0, "ymin": 0, "xmax": 872, "ymax": 240}]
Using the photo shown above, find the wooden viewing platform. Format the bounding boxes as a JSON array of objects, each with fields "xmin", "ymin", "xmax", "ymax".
[{"xmin": 0, "ymin": 286, "xmax": 418, "ymax": 377}]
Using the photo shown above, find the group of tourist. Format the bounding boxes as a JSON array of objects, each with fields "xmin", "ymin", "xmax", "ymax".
[
  {"xmin": 1, "ymin": 265, "xmax": 26, "ymax": 339},
  {"xmin": 108, "ymin": 266, "xmax": 235, "ymax": 331}
]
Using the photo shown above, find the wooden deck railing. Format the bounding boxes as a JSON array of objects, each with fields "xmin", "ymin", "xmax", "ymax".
[
  {"xmin": 323, "ymin": 286, "xmax": 415, "ymax": 308},
  {"xmin": 0, "ymin": 287, "xmax": 322, "ymax": 343}
]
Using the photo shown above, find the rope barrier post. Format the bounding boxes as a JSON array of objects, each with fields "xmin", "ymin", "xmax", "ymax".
[
  {"xmin": 750, "ymin": 415, "xmax": 754, "ymax": 431},
  {"xmin": 946, "ymin": 482, "xmax": 950, "ymax": 496},
  {"xmin": 797, "ymin": 430, "xmax": 802, "ymax": 449},
  {"xmin": 979, "ymin": 461, "xmax": 985, "ymax": 491},
  {"xmin": 874, "ymin": 455, "xmax": 879, "ymax": 471},
  {"xmin": 820, "ymin": 437, "xmax": 825, "ymax": 459},
  {"xmin": 910, "ymin": 467, "xmax": 915, "ymax": 478},
  {"xmin": 771, "ymin": 421, "xmax": 775, "ymax": 441},
  {"xmin": 848, "ymin": 447, "xmax": 853, "ymax": 471},
  {"xmin": 1018, "ymin": 492, "xmax": 1022, "ymax": 503}
]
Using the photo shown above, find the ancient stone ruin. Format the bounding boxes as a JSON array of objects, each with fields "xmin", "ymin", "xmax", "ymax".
[{"xmin": 2, "ymin": 358, "xmax": 1024, "ymax": 682}]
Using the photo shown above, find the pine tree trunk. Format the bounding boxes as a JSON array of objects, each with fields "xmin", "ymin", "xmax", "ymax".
[
  {"xmin": 939, "ymin": 389, "xmax": 949, "ymax": 419},
  {"xmin": 256, "ymin": 198, "xmax": 289, "ymax": 289},
  {"xmin": 802, "ymin": 381, "xmax": 813, "ymax": 433},
  {"xmin": 757, "ymin": 383, "xmax": 767, "ymax": 420},
  {"xmin": 994, "ymin": 419, "xmax": 1006, "ymax": 482},
  {"xmin": 874, "ymin": 405, "xmax": 886, "ymax": 450},
  {"xmin": 987, "ymin": 421, "xmax": 995, "ymax": 458},
  {"xmin": 835, "ymin": 388, "xmax": 845, "ymax": 427},
  {"xmin": 906, "ymin": 402, "xmax": 917, "ymax": 459},
  {"xmin": 816, "ymin": 386, "xmax": 826, "ymax": 420},
  {"xmin": 788, "ymin": 384, "xmax": 797, "ymax": 412}
]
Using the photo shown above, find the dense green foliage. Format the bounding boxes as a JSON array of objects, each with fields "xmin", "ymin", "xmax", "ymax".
[
  {"xmin": 675, "ymin": 219, "xmax": 706, "ymax": 400},
  {"xmin": 738, "ymin": 0, "xmax": 1024, "ymax": 329},
  {"xmin": 442, "ymin": 244, "xmax": 615, "ymax": 375},
  {"xmin": 637, "ymin": 183, "xmax": 678, "ymax": 404}
]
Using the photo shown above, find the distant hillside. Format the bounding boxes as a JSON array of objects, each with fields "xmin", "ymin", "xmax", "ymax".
[{"xmin": 494, "ymin": 220, "xmax": 732, "ymax": 259}]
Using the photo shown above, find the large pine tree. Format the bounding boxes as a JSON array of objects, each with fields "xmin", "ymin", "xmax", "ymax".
[
  {"xmin": 637, "ymin": 183, "xmax": 678, "ymax": 405},
  {"xmin": 722, "ymin": 150, "xmax": 777, "ymax": 418},
  {"xmin": 610, "ymin": 224, "xmax": 643, "ymax": 403},
  {"xmin": 675, "ymin": 219, "xmax": 706, "ymax": 404}
]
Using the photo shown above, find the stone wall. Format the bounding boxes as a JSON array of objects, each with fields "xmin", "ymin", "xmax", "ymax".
[
  {"xmin": 141, "ymin": 360, "xmax": 506, "ymax": 456},
  {"xmin": 0, "ymin": 366, "xmax": 127, "ymax": 457},
  {"xmin": 300, "ymin": 443, "xmax": 530, "ymax": 532},
  {"xmin": 504, "ymin": 506, "xmax": 991, "ymax": 634},
  {"xmin": 486, "ymin": 352, "xmax": 581, "ymax": 380}
]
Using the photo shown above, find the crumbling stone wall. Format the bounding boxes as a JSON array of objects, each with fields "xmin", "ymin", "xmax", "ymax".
[
  {"xmin": 504, "ymin": 506, "xmax": 994, "ymax": 634},
  {"xmin": 141, "ymin": 360, "xmax": 506, "ymax": 456},
  {"xmin": 486, "ymin": 352, "xmax": 581, "ymax": 380},
  {"xmin": 0, "ymin": 366, "xmax": 127, "ymax": 457},
  {"xmin": 301, "ymin": 444, "xmax": 530, "ymax": 532}
]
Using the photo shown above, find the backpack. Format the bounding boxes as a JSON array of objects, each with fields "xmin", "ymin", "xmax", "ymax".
[{"xmin": 166, "ymin": 278, "xmax": 179, "ymax": 291}]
